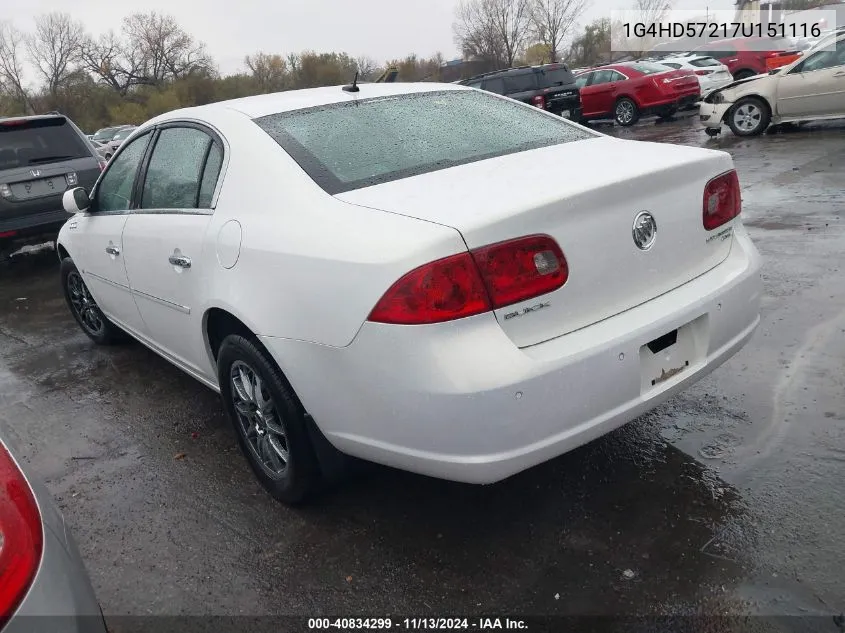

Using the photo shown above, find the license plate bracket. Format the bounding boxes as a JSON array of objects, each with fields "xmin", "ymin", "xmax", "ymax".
[
  {"xmin": 639, "ymin": 315, "xmax": 707, "ymax": 393},
  {"xmin": 10, "ymin": 177, "xmax": 63, "ymax": 200}
]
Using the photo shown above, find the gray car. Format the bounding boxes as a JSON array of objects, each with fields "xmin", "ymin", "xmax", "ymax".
[
  {"xmin": 0, "ymin": 114, "xmax": 103, "ymax": 260},
  {"xmin": 0, "ymin": 437, "xmax": 106, "ymax": 633}
]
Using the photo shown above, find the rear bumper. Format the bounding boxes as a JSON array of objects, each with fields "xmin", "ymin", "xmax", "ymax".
[
  {"xmin": 0, "ymin": 210, "xmax": 68, "ymax": 236},
  {"xmin": 262, "ymin": 225, "xmax": 762, "ymax": 484}
]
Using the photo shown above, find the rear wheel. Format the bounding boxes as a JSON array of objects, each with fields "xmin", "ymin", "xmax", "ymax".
[
  {"xmin": 218, "ymin": 335, "xmax": 321, "ymax": 505},
  {"xmin": 733, "ymin": 69, "xmax": 756, "ymax": 80},
  {"xmin": 656, "ymin": 106, "xmax": 677, "ymax": 119},
  {"xmin": 60, "ymin": 257, "xmax": 125, "ymax": 344},
  {"xmin": 614, "ymin": 98, "xmax": 639, "ymax": 126},
  {"xmin": 728, "ymin": 97, "xmax": 770, "ymax": 136}
]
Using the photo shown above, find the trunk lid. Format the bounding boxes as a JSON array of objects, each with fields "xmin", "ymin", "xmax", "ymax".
[
  {"xmin": 337, "ymin": 136, "xmax": 738, "ymax": 348},
  {"xmin": 659, "ymin": 69, "xmax": 700, "ymax": 93}
]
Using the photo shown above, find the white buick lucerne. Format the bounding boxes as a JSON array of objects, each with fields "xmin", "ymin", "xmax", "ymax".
[{"xmin": 58, "ymin": 82, "xmax": 762, "ymax": 504}]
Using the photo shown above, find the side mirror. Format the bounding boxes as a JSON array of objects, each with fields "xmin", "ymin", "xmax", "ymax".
[{"xmin": 63, "ymin": 187, "xmax": 91, "ymax": 215}]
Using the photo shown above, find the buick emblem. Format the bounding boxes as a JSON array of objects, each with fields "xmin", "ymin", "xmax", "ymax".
[
  {"xmin": 632, "ymin": 211, "xmax": 657, "ymax": 251},
  {"xmin": 30, "ymin": 169, "xmax": 41, "ymax": 178}
]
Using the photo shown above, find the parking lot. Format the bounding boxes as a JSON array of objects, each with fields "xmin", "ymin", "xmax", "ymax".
[{"xmin": 1, "ymin": 113, "xmax": 844, "ymax": 625}]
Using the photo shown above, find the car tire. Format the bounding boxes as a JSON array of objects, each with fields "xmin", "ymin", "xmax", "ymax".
[
  {"xmin": 218, "ymin": 335, "xmax": 321, "ymax": 505},
  {"xmin": 60, "ymin": 257, "xmax": 126, "ymax": 344},
  {"xmin": 656, "ymin": 106, "xmax": 678, "ymax": 119},
  {"xmin": 614, "ymin": 98, "xmax": 640, "ymax": 126},
  {"xmin": 705, "ymin": 128, "xmax": 720, "ymax": 137},
  {"xmin": 728, "ymin": 97, "xmax": 770, "ymax": 136},
  {"xmin": 733, "ymin": 69, "xmax": 756, "ymax": 80}
]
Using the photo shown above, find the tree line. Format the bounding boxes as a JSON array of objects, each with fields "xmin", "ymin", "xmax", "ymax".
[{"xmin": 0, "ymin": 2, "xmax": 671, "ymax": 131}]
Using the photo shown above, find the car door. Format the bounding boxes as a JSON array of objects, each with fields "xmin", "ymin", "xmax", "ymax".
[
  {"xmin": 121, "ymin": 123, "xmax": 225, "ymax": 380},
  {"xmin": 73, "ymin": 130, "xmax": 152, "ymax": 333},
  {"xmin": 585, "ymin": 70, "xmax": 619, "ymax": 116},
  {"xmin": 776, "ymin": 39, "xmax": 845, "ymax": 117}
]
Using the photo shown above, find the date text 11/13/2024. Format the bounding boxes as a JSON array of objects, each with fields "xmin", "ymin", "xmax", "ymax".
[{"xmin": 308, "ymin": 618, "xmax": 528, "ymax": 630}]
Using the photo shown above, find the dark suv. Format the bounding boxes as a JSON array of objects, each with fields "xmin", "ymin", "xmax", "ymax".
[
  {"xmin": 1, "ymin": 114, "xmax": 102, "ymax": 259},
  {"xmin": 458, "ymin": 63, "xmax": 581, "ymax": 118}
]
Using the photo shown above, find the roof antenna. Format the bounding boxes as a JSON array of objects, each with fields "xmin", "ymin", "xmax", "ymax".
[{"xmin": 342, "ymin": 71, "xmax": 360, "ymax": 93}]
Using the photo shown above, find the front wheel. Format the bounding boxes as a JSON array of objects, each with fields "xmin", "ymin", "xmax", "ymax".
[
  {"xmin": 218, "ymin": 335, "xmax": 321, "ymax": 505},
  {"xmin": 614, "ymin": 98, "xmax": 639, "ymax": 126},
  {"xmin": 60, "ymin": 257, "xmax": 125, "ymax": 344},
  {"xmin": 728, "ymin": 97, "xmax": 770, "ymax": 136}
]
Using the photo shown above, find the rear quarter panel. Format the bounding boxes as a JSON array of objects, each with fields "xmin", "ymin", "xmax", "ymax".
[{"xmin": 197, "ymin": 108, "xmax": 468, "ymax": 350}]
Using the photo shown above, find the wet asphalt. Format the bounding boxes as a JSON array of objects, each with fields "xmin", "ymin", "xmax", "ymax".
[{"xmin": 1, "ymin": 113, "xmax": 844, "ymax": 628}]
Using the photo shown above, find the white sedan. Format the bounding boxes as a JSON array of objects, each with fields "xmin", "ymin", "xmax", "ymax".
[
  {"xmin": 57, "ymin": 82, "xmax": 762, "ymax": 504},
  {"xmin": 700, "ymin": 32, "xmax": 845, "ymax": 136},
  {"xmin": 657, "ymin": 55, "xmax": 734, "ymax": 96}
]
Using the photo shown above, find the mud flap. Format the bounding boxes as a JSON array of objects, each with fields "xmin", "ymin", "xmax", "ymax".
[{"xmin": 304, "ymin": 413, "xmax": 350, "ymax": 484}]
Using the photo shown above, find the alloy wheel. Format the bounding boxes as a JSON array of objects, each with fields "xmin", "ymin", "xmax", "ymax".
[
  {"xmin": 230, "ymin": 360, "xmax": 290, "ymax": 478},
  {"xmin": 67, "ymin": 272, "xmax": 105, "ymax": 337},
  {"xmin": 733, "ymin": 103, "xmax": 762, "ymax": 133},
  {"xmin": 616, "ymin": 100, "xmax": 635, "ymax": 124}
]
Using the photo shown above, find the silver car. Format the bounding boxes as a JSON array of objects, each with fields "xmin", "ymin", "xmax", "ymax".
[{"xmin": 0, "ymin": 437, "xmax": 106, "ymax": 633}]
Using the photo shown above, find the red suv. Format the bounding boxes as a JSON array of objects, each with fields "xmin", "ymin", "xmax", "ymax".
[
  {"xmin": 693, "ymin": 37, "xmax": 794, "ymax": 79},
  {"xmin": 575, "ymin": 61, "xmax": 701, "ymax": 126}
]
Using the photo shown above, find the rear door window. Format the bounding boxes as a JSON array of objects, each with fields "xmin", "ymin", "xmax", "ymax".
[
  {"xmin": 543, "ymin": 67, "xmax": 576, "ymax": 86},
  {"xmin": 0, "ymin": 118, "xmax": 90, "ymax": 170},
  {"xmin": 689, "ymin": 57, "xmax": 722, "ymax": 67},
  {"xmin": 503, "ymin": 73, "xmax": 538, "ymax": 93},
  {"xmin": 483, "ymin": 77, "xmax": 506, "ymax": 94},
  {"xmin": 140, "ymin": 126, "xmax": 220, "ymax": 210}
]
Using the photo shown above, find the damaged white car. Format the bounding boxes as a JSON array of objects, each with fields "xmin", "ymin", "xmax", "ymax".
[{"xmin": 700, "ymin": 32, "xmax": 845, "ymax": 136}]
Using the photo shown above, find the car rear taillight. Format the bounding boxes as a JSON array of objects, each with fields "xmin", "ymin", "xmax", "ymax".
[
  {"xmin": 368, "ymin": 235, "xmax": 568, "ymax": 325},
  {"xmin": 703, "ymin": 170, "xmax": 741, "ymax": 231},
  {"xmin": 368, "ymin": 252, "xmax": 491, "ymax": 325},
  {"xmin": 0, "ymin": 443, "xmax": 43, "ymax": 622},
  {"xmin": 471, "ymin": 235, "xmax": 568, "ymax": 308},
  {"xmin": 0, "ymin": 231, "xmax": 18, "ymax": 239},
  {"xmin": 695, "ymin": 69, "xmax": 714, "ymax": 75},
  {"xmin": 531, "ymin": 95, "xmax": 546, "ymax": 109}
]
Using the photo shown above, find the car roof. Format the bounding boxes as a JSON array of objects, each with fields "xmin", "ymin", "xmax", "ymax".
[
  {"xmin": 152, "ymin": 82, "xmax": 469, "ymax": 121},
  {"xmin": 0, "ymin": 114, "xmax": 65, "ymax": 124}
]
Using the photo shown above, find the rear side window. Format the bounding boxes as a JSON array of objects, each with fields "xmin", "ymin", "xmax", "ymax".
[
  {"xmin": 141, "ymin": 127, "xmax": 222, "ymax": 210},
  {"xmin": 543, "ymin": 67, "xmax": 576, "ymax": 86},
  {"xmin": 689, "ymin": 57, "xmax": 722, "ymax": 67},
  {"xmin": 483, "ymin": 77, "xmax": 506, "ymax": 94},
  {"xmin": 0, "ymin": 118, "xmax": 89, "ymax": 170},
  {"xmin": 627, "ymin": 61, "xmax": 671, "ymax": 74},
  {"xmin": 661, "ymin": 62, "xmax": 682, "ymax": 69},
  {"xmin": 255, "ymin": 90, "xmax": 595, "ymax": 195},
  {"xmin": 503, "ymin": 73, "xmax": 538, "ymax": 93},
  {"xmin": 702, "ymin": 49, "xmax": 736, "ymax": 59}
]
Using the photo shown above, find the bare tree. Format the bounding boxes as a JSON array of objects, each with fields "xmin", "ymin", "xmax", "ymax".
[
  {"xmin": 26, "ymin": 13, "xmax": 85, "ymax": 97},
  {"xmin": 245, "ymin": 52, "xmax": 288, "ymax": 92},
  {"xmin": 81, "ymin": 30, "xmax": 146, "ymax": 94},
  {"xmin": 122, "ymin": 12, "xmax": 213, "ymax": 86},
  {"xmin": 528, "ymin": 0, "xmax": 589, "ymax": 63},
  {"xmin": 633, "ymin": 0, "xmax": 672, "ymax": 30},
  {"xmin": 0, "ymin": 21, "xmax": 32, "ymax": 111},
  {"xmin": 454, "ymin": 0, "xmax": 530, "ymax": 69},
  {"xmin": 355, "ymin": 55, "xmax": 379, "ymax": 80}
]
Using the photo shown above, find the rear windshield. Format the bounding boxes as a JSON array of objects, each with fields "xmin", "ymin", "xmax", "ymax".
[
  {"xmin": 92, "ymin": 127, "xmax": 122, "ymax": 142},
  {"xmin": 0, "ymin": 118, "xmax": 90, "ymax": 170},
  {"xmin": 689, "ymin": 57, "xmax": 722, "ymax": 67},
  {"xmin": 627, "ymin": 61, "xmax": 673, "ymax": 75},
  {"xmin": 254, "ymin": 90, "xmax": 595, "ymax": 195}
]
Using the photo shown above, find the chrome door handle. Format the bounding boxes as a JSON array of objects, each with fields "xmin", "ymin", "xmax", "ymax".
[
  {"xmin": 105, "ymin": 245, "xmax": 120, "ymax": 256},
  {"xmin": 168, "ymin": 254, "xmax": 191, "ymax": 269}
]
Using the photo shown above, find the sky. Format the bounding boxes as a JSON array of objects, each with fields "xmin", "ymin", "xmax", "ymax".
[{"xmin": 7, "ymin": 0, "xmax": 736, "ymax": 78}]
